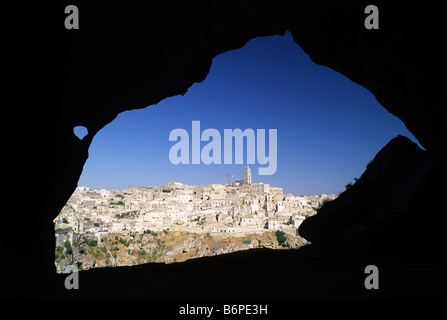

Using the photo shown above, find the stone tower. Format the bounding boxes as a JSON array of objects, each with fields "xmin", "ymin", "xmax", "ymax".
[
  {"xmin": 245, "ymin": 165, "xmax": 252, "ymax": 185},
  {"xmin": 74, "ymin": 219, "xmax": 84, "ymax": 233}
]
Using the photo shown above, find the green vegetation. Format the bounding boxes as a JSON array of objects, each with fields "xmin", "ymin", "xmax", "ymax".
[
  {"xmin": 110, "ymin": 201, "xmax": 125, "ymax": 206},
  {"xmin": 191, "ymin": 216, "xmax": 206, "ymax": 227},
  {"xmin": 118, "ymin": 237, "xmax": 131, "ymax": 247},
  {"xmin": 82, "ymin": 236, "xmax": 97, "ymax": 247},
  {"xmin": 92, "ymin": 248, "xmax": 105, "ymax": 259},
  {"xmin": 143, "ymin": 230, "xmax": 158, "ymax": 237},
  {"xmin": 55, "ymin": 245, "xmax": 65, "ymax": 259},
  {"xmin": 56, "ymin": 221, "xmax": 304, "ymax": 272},
  {"xmin": 63, "ymin": 240, "xmax": 73, "ymax": 255},
  {"xmin": 162, "ymin": 189, "xmax": 171, "ymax": 193},
  {"xmin": 198, "ymin": 217, "xmax": 206, "ymax": 227},
  {"xmin": 115, "ymin": 210, "xmax": 138, "ymax": 219},
  {"xmin": 138, "ymin": 249, "xmax": 148, "ymax": 258},
  {"xmin": 275, "ymin": 230, "xmax": 287, "ymax": 246},
  {"xmin": 62, "ymin": 218, "xmax": 68, "ymax": 224},
  {"xmin": 156, "ymin": 238, "xmax": 166, "ymax": 250}
]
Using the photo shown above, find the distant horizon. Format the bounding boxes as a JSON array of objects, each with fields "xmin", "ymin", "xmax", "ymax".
[
  {"xmin": 77, "ymin": 172, "xmax": 340, "ymax": 196},
  {"xmin": 78, "ymin": 31, "xmax": 420, "ymax": 196},
  {"xmin": 77, "ymin": 173, "xmax": 339, "ymax": 197}
]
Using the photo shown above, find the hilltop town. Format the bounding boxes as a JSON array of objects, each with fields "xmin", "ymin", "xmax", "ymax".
[{"xmin": 55, "ymin": 166, "xmax": 336, "ymax": 273}]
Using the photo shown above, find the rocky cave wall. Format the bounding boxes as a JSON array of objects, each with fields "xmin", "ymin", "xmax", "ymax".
[{"xmin": 4, "ymin": 0, "xmax": 447, "ymax": 297}]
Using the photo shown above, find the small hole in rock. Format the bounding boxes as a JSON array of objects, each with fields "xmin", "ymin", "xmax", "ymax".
[{"xmin": 73, "ymin": 126, "xmax": 88, "ymax": 140}]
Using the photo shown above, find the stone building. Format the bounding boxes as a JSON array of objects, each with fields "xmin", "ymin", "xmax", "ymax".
[
  {"xmin": 245, "ymin": 165, "xmax": 252, "ymax": 184},
  {"xmin": 267, "ymin": 218, "xmax": 280, "ymax": 230}
]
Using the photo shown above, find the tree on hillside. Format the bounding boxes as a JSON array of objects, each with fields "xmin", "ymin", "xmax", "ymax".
[{"xmin": 275, "ymin": 230, "xmax": 286, "ymax": 246}]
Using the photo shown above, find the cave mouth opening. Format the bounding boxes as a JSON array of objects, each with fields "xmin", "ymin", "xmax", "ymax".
[{"xmin": 54, "ymin": 31, "xmax": 418, "ymax": 273}]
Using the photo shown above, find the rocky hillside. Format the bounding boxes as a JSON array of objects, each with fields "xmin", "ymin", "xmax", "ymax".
[
  {"xmin": 298, "ymin": 135, "xmax": 433, "ymax": 251},
  {"xmin": 55, "ymin": 230, "xmax": 307, "ymax": 273}
]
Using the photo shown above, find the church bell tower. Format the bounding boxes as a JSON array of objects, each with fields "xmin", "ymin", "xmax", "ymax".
[{"xmin": 245, "ymin": 165, "xmax": 252, "ymax": 185}]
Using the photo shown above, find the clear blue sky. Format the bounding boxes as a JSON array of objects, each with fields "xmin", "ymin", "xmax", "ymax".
[{"xmin": 78, "ymin": 31, "xmax": 418, "ymax": 195}]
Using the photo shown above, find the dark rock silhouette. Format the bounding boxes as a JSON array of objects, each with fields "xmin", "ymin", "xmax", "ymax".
[
  {"xmin": 3, "ymin": 0, "xmax": 447, "ymax": 299},
  {"xmin": 299, "ymin": 135, "xmax": 439, "ymax": 250}
]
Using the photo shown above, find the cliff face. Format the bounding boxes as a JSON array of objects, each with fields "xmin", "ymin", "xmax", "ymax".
[
  {"xmin": 299, "ymin": 136, "xmax": 429, "ymax": 247},
  {"xmin": 55, "ymin": 230, "xmax": 307, "ymax": 273},
  {"xmin": 4, "ymin": 1, "xmax": 447, "ymax": 298}
]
